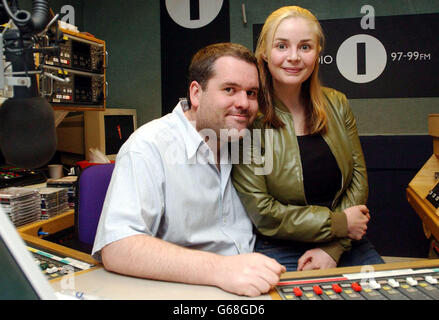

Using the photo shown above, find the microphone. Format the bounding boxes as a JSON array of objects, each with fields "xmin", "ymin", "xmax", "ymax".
[
  {"xmin": 0, "ymin": 96, "xmax": 56, "ymax": 169},
  {"xmin": 0, "ymin": 0, "xmax": 56, "ymax": 169}
]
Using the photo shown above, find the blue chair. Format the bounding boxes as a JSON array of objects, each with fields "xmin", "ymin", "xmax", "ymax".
[{"xmin": 75, "ymin": 163, "xmax": 115, "ymax": 252}]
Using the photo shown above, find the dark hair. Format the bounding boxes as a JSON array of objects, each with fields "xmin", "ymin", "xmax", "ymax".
[{"xmin": 186, "ymin": 42, "xmax": 258, "ymax": 108}]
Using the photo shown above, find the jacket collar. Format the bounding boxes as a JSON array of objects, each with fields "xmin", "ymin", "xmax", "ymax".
[{"xmin": 272, "ymin": 95, "xmax": 291, "ymax": 114}]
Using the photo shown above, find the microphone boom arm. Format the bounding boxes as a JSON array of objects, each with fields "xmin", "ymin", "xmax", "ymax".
[{"xmin": 0, "ymin": 33, "xmax": 31, "ymax": 94}]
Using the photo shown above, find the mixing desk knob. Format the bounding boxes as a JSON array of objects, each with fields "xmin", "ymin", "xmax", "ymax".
[
  {"xmin": 293, "ymin": 287, "xmax": 303, "ymax": 297},
  {"xmin": 313, "ymin": 285, "xmax": 323, "ymax": 295},
  {"xmin": 368, "ymin": 280, "xmax": 381, "ymax": 289},
  {"xmin": 387, "ymin": 278, "xmax": 399, "ymax": 288},
  {"xmin": 406, "ymin": 277, "xmax": 418, "ymax": 286},
  {"xmin": 351, "ymin": 282, "xmax": 362, "ymax": 292},
  {"xmin": 332, "ymin": 284, "xmax": 342, "ymax": 293},
  {"xmin": 425, "ymin": 276, "xmax": 438, "ymax": 285}
]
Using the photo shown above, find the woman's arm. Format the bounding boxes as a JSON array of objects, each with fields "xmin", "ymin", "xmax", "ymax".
[
  {"xmin": 232, "ymin": 93, "xmax": 369, "ymax": 263},
  {"xmin": 233, "ymin": 163, "xmax": 368, "ymax": 263},
  {"xmin": 233, "ymin": 160, "xmax": 348, "ymax": 242},
  {"xmin": 308, "ymin": 91, "xmax": 370, "ymax": 266},
  {"xmin": 334, "ymin": 92, "xmax": 369, "ymax": 209}
]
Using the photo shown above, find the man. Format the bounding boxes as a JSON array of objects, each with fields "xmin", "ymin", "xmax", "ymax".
[{"xmin": 92, "ymin": 43, "xmax": 285, "ymax": 297}]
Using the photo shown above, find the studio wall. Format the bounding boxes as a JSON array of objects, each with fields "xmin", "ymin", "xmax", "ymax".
[{"xmin": 26, "ymin": 0, "xmax": 439, "ymax": 257}]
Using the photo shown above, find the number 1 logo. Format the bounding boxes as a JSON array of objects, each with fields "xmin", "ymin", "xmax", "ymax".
[
  {"xmin": 165, "ymin": 0, "xmax": 223, "ymax": 29},
  {"xmin": 336, "ymin": 34, "xmax": 387, "ymax": 83}
]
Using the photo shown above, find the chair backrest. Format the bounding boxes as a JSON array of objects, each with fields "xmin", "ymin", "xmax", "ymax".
[{"xmin": 76, "ymin": 163, "xmax": 115, "ymax": 246}]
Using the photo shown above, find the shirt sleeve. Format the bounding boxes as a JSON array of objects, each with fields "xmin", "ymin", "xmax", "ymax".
[{"xmin": 92, "ymin": 144, "xmax": 165, "ymax": 261}]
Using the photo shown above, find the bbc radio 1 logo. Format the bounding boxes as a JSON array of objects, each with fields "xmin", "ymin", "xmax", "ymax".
[
  {"xmin": 336, "ymin": 34, "xmax": 387, "ymax": 84},
  {"xmin": 165, "ymin": 0, "xmax": 223, "ymax": 29},
  {"xmin": 320, "ymin": 5, "xmax": 387, "ymax": 84}
]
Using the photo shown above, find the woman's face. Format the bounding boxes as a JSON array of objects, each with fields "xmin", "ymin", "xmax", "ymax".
[{"xmin": 266, "ymin": 17, "xmax": 319, "ymax": 90}]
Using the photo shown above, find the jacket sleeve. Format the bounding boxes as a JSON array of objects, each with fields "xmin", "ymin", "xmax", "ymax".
[
  {"xmin": 334, "ymin": 92, "xmax": 369, "ymax": 208},
  {"xmin": 232, "ymin": 159, "xmax": 349, "ymax": 262},
  {"xmin": 317, "ymin": 92, "xmax": 369, "ymax": 262},
  {"xmin": 318, "ymin": 238, "xmax": 352, "ymax": 263},
  {"xmin": 232, "ymin": 127, "xmax": 349, "ymax": 244},
  {"xmin": 232, "ymin": 91, "xmax": 368, "ymax": 263}
]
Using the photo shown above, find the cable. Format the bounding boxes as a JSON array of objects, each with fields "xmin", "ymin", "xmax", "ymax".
[
  {"xmin": 1, "ymin": 0, "xmax": 20, "ymax": 22},
  {"xmin": 2, "ymin": 0, "xmax": 49, "ymax": 34}
]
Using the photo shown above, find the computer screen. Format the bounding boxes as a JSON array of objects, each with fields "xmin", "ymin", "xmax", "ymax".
[
  {"xmin": 84, "ymin": 108, "xmax": 137, "ymax": 161},
  {"xmin": 0, "ymin": 211, "xmax": 56, "ymax": 300},
  {"xmin": 104, "ymin": 115, "xmax": 135, "ymax": 155},
  {"xmin": 0, "ymin": 235, "xmax": 39, "ymax": 299}
]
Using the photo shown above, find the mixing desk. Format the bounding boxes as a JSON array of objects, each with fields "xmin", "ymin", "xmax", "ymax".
[
  {"xmin": 272, "ymin": 259, "xmax": 439, "ymax": 300},
  {"xmin": 19, "ymin": 232, "xmax": 99, "ymax": 282},
  {"xmin": 28, "ymin": 244, "xmax": 95, "ymax": 280}
]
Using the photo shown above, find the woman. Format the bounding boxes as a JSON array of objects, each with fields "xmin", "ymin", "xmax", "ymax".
[{"xmin": 232, "ymin": 6, "xmax": 384, "ymax": 271}]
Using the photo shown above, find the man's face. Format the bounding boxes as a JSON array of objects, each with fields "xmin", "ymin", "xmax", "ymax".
[{"xmin": 189, "ymin": 56, "xmax": 259, "ymax": 141}]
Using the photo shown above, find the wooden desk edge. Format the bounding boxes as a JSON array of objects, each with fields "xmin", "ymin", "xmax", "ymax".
[
  {"xmin": 269, "ymin": 258, "xmax": 439, "ymax": 300},
  {"xmin": 20, "ymin": 232, "xmax": 99, "ymax": 266},
  {"xmin": 406, "ymin": 186, "xmax": 439, "ymax": 241},
  {"xmin": 17, "ymin": 210, "xmax": 75, "ymax": 237}
]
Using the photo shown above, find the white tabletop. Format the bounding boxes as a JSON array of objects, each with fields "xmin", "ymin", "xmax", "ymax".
[{"xmin": 50, "ymin": 267, "xmax": 272, "ymax": 300}]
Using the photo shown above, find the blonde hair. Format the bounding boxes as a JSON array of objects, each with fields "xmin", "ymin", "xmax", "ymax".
[{"xmin": 256, "ymin": 6, "xmax": 327, "ymax": 134}]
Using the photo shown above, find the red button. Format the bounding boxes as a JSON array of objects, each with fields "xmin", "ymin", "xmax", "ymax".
[
  {"xmin": 313, "ymin": 285, "xmax": 323, "ymax": 295},
  {"xmin": 351, "ymin": 282, "xmax": 362, "ymax": 292},
  {"xmin": 293, "ymin": 287, "xmax": 303, "ymax": 297},
  {"xmin": 332, "ymin": 284, "xmax": 342, "ymax": 293}
]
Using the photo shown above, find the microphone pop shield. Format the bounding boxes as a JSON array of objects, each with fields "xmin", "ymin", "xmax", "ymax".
[{"xmin": 0, "ymin": 97, "xmax": 57, "ymax": 168}]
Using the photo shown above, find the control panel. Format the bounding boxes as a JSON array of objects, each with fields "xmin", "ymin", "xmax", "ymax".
[
  {"xmin": 27, "ymin": 244, "xmax": 94, "ymax": 281},
  {"xmin": 44, "ymin": 33, "xmax": 105, "ymax": 74},
  {"xmin": 40, "ymin": 65, "xmax": 105, "ymax": 107},
  {"xmin": 38, "ymin": 27, "xmax": 107, "ymax": 110},
  {"xmin": 427, "ymin": 180, "xmax": 439, "ymax": 209}
]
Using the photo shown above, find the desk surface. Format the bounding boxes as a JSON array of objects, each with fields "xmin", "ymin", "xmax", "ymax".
[
  {"xmin": 49, "ymin": 257, "xmax": 439, "ymax": 300},
  {"xmin": 20, "ymin": 230, "xmax": 268, "ymax": 300},
  {"xmin": 21, "ymin": 228, "xmax": 439, "ymax": 300},
  {"xmin": 50, "ymin": 266, "xmax": 272, "ymax": 300}
]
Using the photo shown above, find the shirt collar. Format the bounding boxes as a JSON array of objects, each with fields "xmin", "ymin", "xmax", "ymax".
[
  {"xmin": 172, "ymin": 100, "xmax": 204, "ymax": 161},
  {"xmin": 172, "ymin": 101, "xmax": 233, "ymax": 172}
]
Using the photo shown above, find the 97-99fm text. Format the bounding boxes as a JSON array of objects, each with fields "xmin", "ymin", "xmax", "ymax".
[{"xmin": 391, "ymin": 51, "xmax": 431, "ymax": 61}]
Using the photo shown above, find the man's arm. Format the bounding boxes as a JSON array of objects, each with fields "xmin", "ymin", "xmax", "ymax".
[{"xmin": 101, "ymin": 234, "xmax": 286, "ymax": 297}]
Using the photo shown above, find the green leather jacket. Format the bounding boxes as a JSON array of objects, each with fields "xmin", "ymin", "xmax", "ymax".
[{"xmin": 232, "ymin": 87, "xmax": 368, "ymax": 263}]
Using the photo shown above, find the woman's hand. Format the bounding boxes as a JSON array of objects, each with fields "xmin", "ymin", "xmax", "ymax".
[
  {"xmin": 297, "ymin": 248, "xmax": 337, "ymax": 271},
  {"xmin": 344, "ymin": 205, "xmax": 370, "ymax": 240}
]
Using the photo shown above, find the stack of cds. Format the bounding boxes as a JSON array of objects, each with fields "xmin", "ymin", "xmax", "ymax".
[
  {"xmin": 0, "ymin": 187, "xmax": 41, "ymax": 227},
  {"xmin": 34, "ymin": 187, "xmax": 69, "ymax": 220},
  {"xmin": 46, "ymin": 176, "xmax": 77, "ymax": 209}
]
